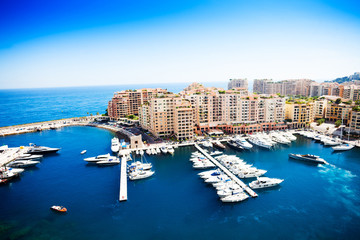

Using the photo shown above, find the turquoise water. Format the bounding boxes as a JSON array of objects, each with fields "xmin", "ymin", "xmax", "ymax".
[{"xmin": 1, "ymin": 126, "xmax": 360, "ymax": 239}]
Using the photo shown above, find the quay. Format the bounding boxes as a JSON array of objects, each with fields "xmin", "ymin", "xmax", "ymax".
[
  {"xmin": 0, "ymin": 146, "xmax": 31, "ymax": 167},
  {"xmin": 119, "ymin": 156, "xmax": 128, "ymax": 201},
  {"xmin": 194, "ymin": 143, "xmax": 258, "ymax": 198}
]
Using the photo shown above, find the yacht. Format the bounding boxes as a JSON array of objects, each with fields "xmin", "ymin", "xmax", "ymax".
[
  {"xmin": 238, "ymin": 168, "xmax": 267, "ymax": 178},
  {"xmin": 160, "ymin": 146, "xmax": 168, "ymax": 154},
  {"xmin": 111, "ymin": 137, "xmax": 120, "ymax": 153},
  {"xmin": 247, "ymin": 137, "xmax": 272, "ymax": 149},
  {"xmin": 282, "ymin": 131, "xmax": 297, "ymax": 141},
  {"xmin": 204, "ymin": 175, "xmax": 230, "ymax": 184},
  {"xmin": 288, "ymin": 153, "xmax": 327, "ymax": 164},
  {"xmin": 332, "ymin": 143, "xmax": 355, "ymax": 151},
  {"xmin": 217, "ymin": 187, "xmax": 243, "ymax": 198},
  {"xmin": 209, "ymin": 150, "xmax": 223, "ymax": 156},
  {"xmin": 227, "ymin": 140, "xmax": 243, "ymax": 150},
  {"xmin": 323, "ymin": 138, "xmax": 341, "ymax": 146},
  {"xmin": 213, "ymin": 140, "xmax": 226, "ymax": 149},
  {"xmin": 80, "ymin": 150, "xmax": 87, "ymax": 155},
  {"xmin": 146, "ymin": 149, "xmax": 152, "ymax": 155},
  {"xmin": 27, "ymin": 144, "xmax": 60, "ymax": 154},
  {"xmin": 199, "ymin": 169, "xmax": 222, "ymax": 179},
  {"xmin": 0, "ymin": 167, "xmax": 24, "ymax": 179},
  {"xmin": 128, "ymin": 161, "xmax": 152, "ymax": 171},
  {"xmin": 84, "ymin": 153, "xmax": 114, "ymax": 162},
  {"xmin": 167, "ymin": 145, "xmax": 175, "ymax": 155},
  {"xmin": 128, "ymin": 169, "xmax": 154, "ymax": 180},
  {"xmin": 193, "ymin": 161, "xmax": 215, "ymax": 169},
  {"xmin": 139, "ymin": 149, "xmax": 144, "ymax": 155},
  {"xmin": 15, "ymin": 154, "xmax": 43, "ymax": 161},
  {"xmin": 235, "ymin": 138, "xmax": 253, "ymax": 149},
  {"xmin": 96, "ymin": 157, "xmax": 120, "ymax": 165},
  {"xmin": 151, "ymin": 148, "xmax": 157, "ymax": 155},
  {"xmin": 135, "ymin": 149, "xmax": 140, "ymax": 155},
  {"xmin": 249, "ymin": 177, "xmax": 284, "ymax": 189},
  {"xmin": 156, "ymin": 147, "xmax": 161, "ymax": 154},
  {"xmin": 201, "ymin": 141, "xmax": 213, "ymax": 148},
  {"xmin": 221, "ymin": 192, "xmax": 249, "ymax": 203},
  {"xmin": 7, "ymin": 160, "xmax": 40, "ymax": 168}
]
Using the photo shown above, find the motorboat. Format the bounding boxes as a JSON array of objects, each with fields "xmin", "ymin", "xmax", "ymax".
[
  {"xmin": 15, "ymin": 154, "xmax": 43, "ymax": 160},
  {"xmin": 213, "ymin": 141, "xmax": 226, "ymax": 149},
  {"xmin": 247, "ymin": 137, "xmax": 272, "ymax": 149},
  {"xmin": 217, "ymin": 187, "xmax": 243, "ymax": 198},
  {"xmin": 323, "ymin": 138, "xmax": 341, "ymax": 146},
  {"xmin": 193, "ymin": 161, "xmax": 215, "ymax": 169},
  {"xmin": 139, "ymin": 149, "xmax": 144, "ymax": 155},
  {"xmin": 201, "ymin": 141, "xmax": 213, "ymax": 148},
  {"xmin": 160, "ymin": 146, "xmax": 168, "ymax": 154},
  {"xmin": 199, "ymin": 169, "xmax": 222, "ymax": 179},
  {"xmin": 227, "ymin": 140, "xmax": 243, "ymax": 150},
  {"xmin": 135, "ymin": 149, "xmax": 140, "ymax": 155},
  {"xmin": 96, "ymin": 157, "xmax": 120, "ymax": 165},
  {"xmin": 129, "ymin": 170, "xmax": 155, "ymax": 180},
  {"xmin": 111, "ymin": 137, "xmax": 120, "ymax": 153},
  {"xmin": 167, "ymin": 146, "xmax": 174, "ymax": 155},
  {"xmin": 128, "ymin": 161, "xmax": 152, "ymax": 171},
  {"xmin": 221, "ymin": 192, "xmax": 249, "ymax": 203},
  {"xmin": 238, "ymin": 168, "xmax": 267, "ymax": 178},
  {"xmin": 209, "ymin": 150, "xmax": 223, "ymax": 156},
  {"xmin": 198, "ymin": 169, "xmax": 221, "ymax": 177},
  {"xmin": 156, "ymin": 147, "xmax": 161, "ymax": 154},
  {"xmin": 235, "ymin": 137, "xmax": 253, "ymax": 149},
  {"xmin": 281, "ymin": 131, "xmax": 297, "ymax": 141},
  {"xmin": 249, "ymin": 177, "xmax": 284, "ymax": 189},
  {"xmin": 288, "ymin": 153, "xmax": 327, "ymax": 164},
  {"xmin": 27, "ymin": 144, "xmax": 60, "ymax": 154},
  {"xmin": 7, "ymin": 160, "xmax": 40, "ymax": 168},
  {"xmin": 0, "ymin": 167, "xmax": 24, "ymax": 179},
  {"xmin": 146, "ymin": 149, "xmax": 152, "ymax": 155},
  {"xmin": 80, "ymin": 150, "xmax": 87, "ymax": 155},
  {"xmin": 151, "ymin": 148, "xmax": 157, "ymax": 155},
  {"xmin": 332, "ymin": 144, "xmax": 355, "ymax": 151},
  {"xmin": 84, "ymin": 153, "xmax": 113, "ymax": 162},
  {"xmin": 204, "ymin": 175, "xmax": 230, "ymax": 183},
  {"xmin": 50, "ymin": 206, "xmax": 67, "ymax": 213},
  {"xmin": 0, "ymin": 179, "xmax": 9, "ymax": 184}
]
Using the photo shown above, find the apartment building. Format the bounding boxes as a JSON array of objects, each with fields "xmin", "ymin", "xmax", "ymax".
[
  {"xmin": 228, "ymin": 78, "xmax": 248, "ymax": 90},
  {"xmin": 108, "ymin": 88, "xmax": 168, "ymax": 120},
  {"xmin": 285, "ymin": 102, "xmax": 314, "ymax": 128},
  {"xmin": 174, "ymin": 100, "xmax": 194, "ymax": 140},
  {"xmin": 349, "ymin": 109, "xmax": 360, "ymax": 133},
  {"xmin": 309, "ymin": 82, "xmax": 324, "ymax": 97},
  {"xmin": 325, "ymin": 102, "xmax": 353, "ymax": 125},
  {"xmin": 253, "ymin": 79, "xmax": 313, "ymax": 96},
  {"xmin": 313, "ymin": 99, "xmax": 327, "ymax": 119},
  {"xmin": 343, "ymin": 85, "xmax": 360, "ymax": 101}
]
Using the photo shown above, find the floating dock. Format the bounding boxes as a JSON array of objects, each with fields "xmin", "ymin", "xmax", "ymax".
[
  {"xmin": 119, "ymin": 156, "xmax": 128, "ymax": 201},
  {"xmin": 194, "ymin": 143, "xmax": 258, "ymax": 198}
]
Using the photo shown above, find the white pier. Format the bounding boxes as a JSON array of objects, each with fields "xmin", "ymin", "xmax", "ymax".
[
  {"xmin": 194, "ymin": 143, "xmax": 258, "ymax": 198},
  {"xmin": 119, "ymin": 156, "xmax": 128, "ymax": 201}
]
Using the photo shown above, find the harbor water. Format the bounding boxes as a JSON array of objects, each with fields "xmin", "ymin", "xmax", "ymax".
[{"xmin": 1, "ymin": 126, "xmax": 360, "ymax": 239}]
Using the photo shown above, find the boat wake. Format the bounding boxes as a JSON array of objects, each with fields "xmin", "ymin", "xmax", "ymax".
[{"xmin": 317, "ymin": 164, "xmax": 360, "ymax": 217}]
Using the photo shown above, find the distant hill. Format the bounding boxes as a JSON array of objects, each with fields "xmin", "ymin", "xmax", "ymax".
[{"xmin": 327, "ymin": 72, "xmax": 360, "ymax": 84}]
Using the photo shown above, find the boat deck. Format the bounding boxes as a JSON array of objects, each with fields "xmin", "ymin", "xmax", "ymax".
[
  {"xmin": 194, "ymin": 143, "xmax": 258, "ymax": 198},
  {"xmin": 119, "ymin": 156, "xmax": 128, "ymax": 201}
]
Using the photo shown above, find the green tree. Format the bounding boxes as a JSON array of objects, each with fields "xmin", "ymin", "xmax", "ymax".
[
  {"xmin": 335, "ymin": 120, "xmax": 342, "ymax": 127},
  {"xmin": 335, "ymin": 98, "xmax": 342, "ymax": 104},
  {"xmin": 316, "ymin": 118, "xmax": 325, "ymax": 126}
]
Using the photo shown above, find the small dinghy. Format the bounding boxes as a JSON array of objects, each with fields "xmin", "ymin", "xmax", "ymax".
[
  {"xmin": 81, "ymin": 150, "xmax": 87, "ymax": 154},
  {"xmin": 50, "ymin": 205, "xmax": 67, "ymax": 213}
]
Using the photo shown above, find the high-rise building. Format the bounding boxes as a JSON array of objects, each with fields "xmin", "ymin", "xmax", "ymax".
[
  {"xmin": 253, "ymin": 79, "xmax": 314, "ymax": 96},
  {"xmin": 108, "ymin": 88, "xmax": 168, "ymax": 120},
  {"xmin": 228, "ymin": 79, "xmax": 248, "ymax": 90},
  {"xmin": 309, "ymin": 82, "xmax": 324, "ymax": 97},
  {"xmin": 285, "ymin": 102, "xmax": 314, "ymax": 128}
]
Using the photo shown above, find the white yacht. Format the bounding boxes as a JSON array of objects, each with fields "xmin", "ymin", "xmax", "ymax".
[
  {"xmin": 128, "ymin": 161, "xmax": 152, "ymax": 171},
  {"xmin": 217, "ymin": 187, "xmax": 243, "ymax": 198},
  {"xmin": 235, "ymin": 137, "xmax": 253, "ymax": 149},
  {"xmin": 160, "ymin": 146, "xmax": 168, "ymax": 154},
  {"xmin": 15, "ymin": 154, "xmax": 43, "ymax": 161},
  {"xmin": 199, "ymin": 169, "xmax": 222, "ymax": 179},
  {"xmin": 247, "ymin": 137, "xmax": 272, "ymax": 149},
  {"xmin": 167, "ymin": 145, "xmax": 175, "ymax": 155},
  {"xmin": 249, "ymin": 177, "xmax": 284, "ymax": 189},
  {"xmin": 282, "ymin": 131, "xmax": 297, "ymax": 141},
  {"xmin": 139, "ymin": 149, "xmax": 144, "ymax": 155},
  {"xmin": 84, "ymin": 153, "xmax": 113, "ymax": 162},
  {"xmin": 128, "ymin": 170, "xmax": 154, "ymax": 180},
  {"xmin": 27, "ymin": 144, "xmax": 60, "ymax": 154},
  {"xmin": 151, "ymin": 148, "xmax": 157, "ymax": 155},
  {"xmin": 0, "ymin": 167, "xmax": 24, "ymax": 179},
  {"xmin": 204, "ymin": 175, "xmax": 230, "ymax": 183},
  {"xmin": 7, "ymin": 160, "xmax": 40, "ymax": 168},
  {"xmin": 288, "ymin": 153, "xmax": 327, "ymax": 164},
  {"xmin": 221, "ymin": 192, "xmax": 249, "ymax": 203},
  {"xmin": 80, "ymin": 150, "xmax": 87, "ymax": 155},
  {"xmin": 332, "ymin": 143, "xmax": 355, "ymax": 151},
  {"xmin": 238, "ymin": 168, "xmax": 267, "ymax": 178},
  {"xmin": 213, "ymin": 140, "xmax": 226, "ymax": 149},
  {"xmin": 146, "ymin": 149, "xmax": 152, "ymax": 155},
  {"xmin": 96, "ymin": 157, "xmax": 120, "ymax": 165},
  {"xmin": 193, "ymin": 161, "xmax": 215, "ymax": 169},
  {"xmin": 156, "ymin": 147, "xmax": 161, "ymax": 154},
  {"xmin": 323, "ymin": 138, "xmax": 341, "ymax": 146},
  {"xmin": 209, "ymin": 150, "xmax": 223, "ymax": 156},
  {"xmin": 111, "ymin": 137, "xmax": 120, "ymax": 153}
]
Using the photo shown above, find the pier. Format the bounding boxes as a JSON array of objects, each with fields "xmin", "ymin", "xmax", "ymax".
[
  {"xmin": 119, "ymin": 156, "xmax": 128, "ymax": 201},
  {"xmin": 0, "ymin": 146, "xmax": 31, "ymax": 167},
  {"xmin": 194, "ymin": 143, "xmax": 258, "ymax": 198}
]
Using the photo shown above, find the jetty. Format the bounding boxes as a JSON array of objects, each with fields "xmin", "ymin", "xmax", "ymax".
[
  {"xmin": 194, "ymin": 143, "xmax": 258, "ymax": 198},
  {"xmin": 119, "ymin": 156, "xmax": 128, "ymax": 201},
  {"xmin": 0, "ymin": 146, "xmax": 31, "ymax": 167}
]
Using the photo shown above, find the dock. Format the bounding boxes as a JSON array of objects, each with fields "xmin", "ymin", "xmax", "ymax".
[
  {"xmin": 119, "ymin": 156, "xmax": 128, "ymax": 201},
  {"xmin": 194, "ymin": 143, "xmax": 258, "ymax": 198},
  {"xmin": 0, "ymin": 146, "xmax": 30, "ymax": 167}
]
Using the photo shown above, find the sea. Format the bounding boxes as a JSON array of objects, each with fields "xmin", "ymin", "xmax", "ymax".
[{"xmin": 1, "ymin": 84, "xmax": 360, "ymax": 240}]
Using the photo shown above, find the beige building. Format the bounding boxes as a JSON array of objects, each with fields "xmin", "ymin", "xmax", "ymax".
[
  {"xmin": 349, "ymin": 109, "xmax": 360, "ymax": 133},
  {"xmin": 253, "ymin": 79, "xmax": 313, "ymax": 96},
  {"xmin": 108, "ymin": 88, "xmax": 168, "ymax": 120},
  {"xmin": 285, "ymin": 102, "xmax": 314, "ymax": 128},
  {"xmin": 228, "ymin": 78, "xmax": 248, "ymax": 90}
]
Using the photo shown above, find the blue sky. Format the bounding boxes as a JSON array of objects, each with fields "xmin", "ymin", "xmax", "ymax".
[{"xmin": 0, "ymin": 0, "xmax": 360, "ymax": 89}]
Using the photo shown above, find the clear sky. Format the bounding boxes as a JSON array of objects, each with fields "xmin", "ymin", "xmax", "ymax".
[{"xmin": 0, "ymin": 0, "xmax": 359, "ymax": 89}]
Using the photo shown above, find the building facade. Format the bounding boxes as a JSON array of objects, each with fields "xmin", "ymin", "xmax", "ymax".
[{"xmin": 228, "ymin": 78, "xmax": 248, "ymax": 90}]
